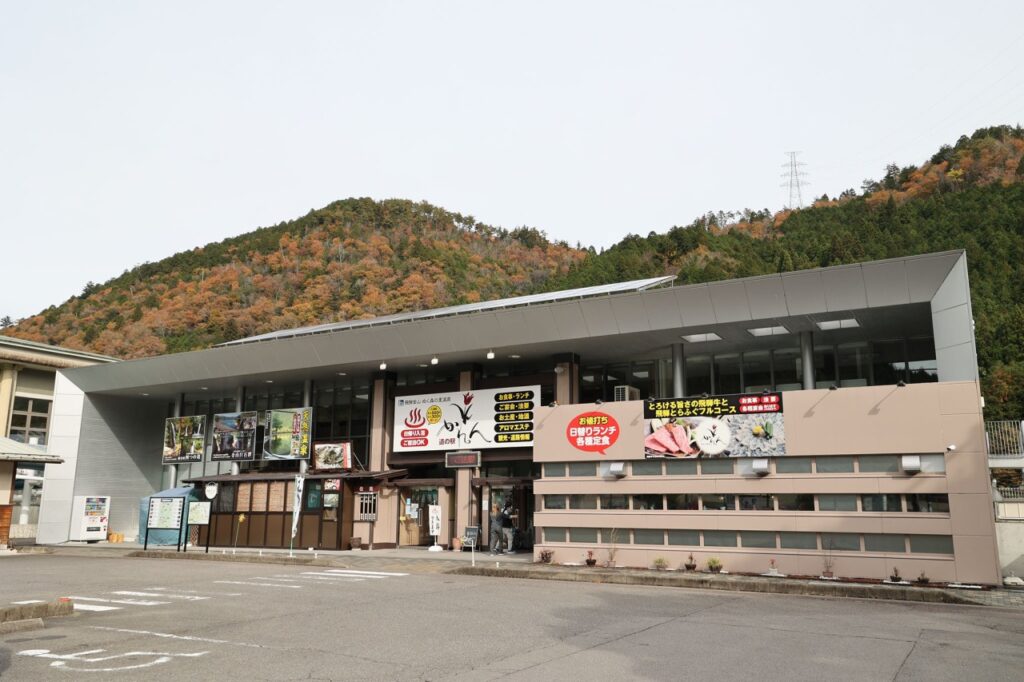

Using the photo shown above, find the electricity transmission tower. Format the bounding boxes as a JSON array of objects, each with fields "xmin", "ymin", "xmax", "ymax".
[{"xmin": 780, "ymin": 152, "xmax": 809, "ymax": 209}]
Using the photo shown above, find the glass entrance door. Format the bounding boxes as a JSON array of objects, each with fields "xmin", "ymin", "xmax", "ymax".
[{"xmin": 398, "ymin": 487, "xmax": 438, "ymax": 546}]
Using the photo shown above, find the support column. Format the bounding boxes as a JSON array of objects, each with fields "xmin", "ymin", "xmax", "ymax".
[
  {"xmin": 672, "ymin": 343, "xmax": 685, "ymax": 397},
  {"xmin": 300, "ymin": 379, "xmax": 312, "ymax": 475},
  {"xmin": 455, "ymin": 365, "xmax": 478, "ymax": 548},
  {"xmin": 0, "ymin": 363, "xmax": 20, "ymax": 438},
  {"xmin": 800, "ymin": 331, "xmax": 815, "ymax": 390},
  {"xmin": 231, "ymin": 387, "xmax": 244, "ymax": 476},
  {"xmin": 368, "ymin": 372, "xmax": 396, "ymax": 472},
  {"xmin": 18, "ymin": 479, "xmax": 35, "ymax": 525},
  {"xmin": 552, "ymin": 353, "xmax": 580, "ymax": 405}
]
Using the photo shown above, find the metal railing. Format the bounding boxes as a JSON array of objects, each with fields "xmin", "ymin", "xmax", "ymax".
[
  {"xmin": 998, "ymin": 487, "xmax": 1024, "ymax": 500},
  {"xmin": 985, "ymin": 420, "xmax": 1024, "ymax": 457}
]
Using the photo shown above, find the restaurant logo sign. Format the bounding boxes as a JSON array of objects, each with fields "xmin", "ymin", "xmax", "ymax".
[
  {"xmin": 393, "ymin": 386, "xmax": 539, "ymax": 452},
  {"xmin": 643, "ymin": 393, "xmax": 786, "ymax": 458},
  {"xmin": 566, "ymin": 411, "xmax": 620, "ymax": 455}
]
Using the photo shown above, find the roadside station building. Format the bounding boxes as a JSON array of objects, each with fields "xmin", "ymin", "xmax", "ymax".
[{"xmin": 36, "ymin": 251, "xmax": 1001, "ymax": 583}]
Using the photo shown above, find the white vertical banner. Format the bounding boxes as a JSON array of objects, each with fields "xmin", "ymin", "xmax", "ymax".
[
  {"xmin": 428, "ymin": 504, "xmax": 441, "ymax": 537},
  {"xmin": 291, "ymin": 475, "xmax": 305, "ymax": 540}
]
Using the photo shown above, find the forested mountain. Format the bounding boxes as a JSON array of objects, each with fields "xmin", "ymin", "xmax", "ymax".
[{"xmin": 7, "ymin": 125, "xmax": 1024, "ymax": 415}]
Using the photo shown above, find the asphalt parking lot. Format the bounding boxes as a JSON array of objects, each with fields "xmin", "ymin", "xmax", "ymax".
[{"xmin": 2, "ymin": 553, "xmax": 1023, "ymax": 680}]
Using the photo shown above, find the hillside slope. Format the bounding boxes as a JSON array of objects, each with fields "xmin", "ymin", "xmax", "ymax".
[{"xmin": 7, "ymin": 126, "xmax": 1024, "ymax": 415}]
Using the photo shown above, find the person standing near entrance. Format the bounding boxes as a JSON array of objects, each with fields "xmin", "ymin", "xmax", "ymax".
[
  {"xmin": 502, "ymin": 500, "xmax": 515, "ymax": 554},
  {"xmin": 489, "ymin": 503, "xmax": 504, "ymax": 554}
]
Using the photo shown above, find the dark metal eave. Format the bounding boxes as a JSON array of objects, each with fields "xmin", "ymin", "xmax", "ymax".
[{"xmin": 183, "ymin": 469, "xmax": 408, "ymax": 484}]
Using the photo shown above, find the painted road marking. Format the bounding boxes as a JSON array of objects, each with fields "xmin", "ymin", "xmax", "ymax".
[
  {"xmin": 214, "ymin": 580, "xmax": 301, "ymax": 589},
  {"xmin": 112, "ymin": 591, "xmax": 210, "ymax": 601},
  {"xmin": 68, "ymin": 596, "xmax": 171, "ymax": 606},
  {"xmin": 325, "ymin": 569, "xmax": 409, "ymax": 577},
  {"xmin": 12, "ymin": 599, "xmax": 46, "ymax": 605},
  {"xmin": 299, "ymin": 572, "xmax": 367, "ymax": 581},
  {"xmin": 89, "ymin": 626, "xmax": 265, "ymax": 649},
  {"xmin": 18, "ymin": 647, "xmax": 207, "ymax": 672},
  {"xmin": 72, "ymin": 604, "xmax": 121, "ymax": 612},
  {"xmin": 145, "ymin": 587, "xmax": 243, "ymax": 596}
]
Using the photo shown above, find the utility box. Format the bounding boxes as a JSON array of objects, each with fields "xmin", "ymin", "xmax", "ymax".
[{"xmin": 70, "ymin": 496, "xmax": 111, "ymax": 542}]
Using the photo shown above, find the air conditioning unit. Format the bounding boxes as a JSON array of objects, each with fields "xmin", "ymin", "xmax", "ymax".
[
  {"xmin": 601, "ymin": 461, "xmax": 627, "ymax": 479},
  {"xmin": 614, "ymin": 385, "xmax": 640, "ymax": 402},
  {"xmin": 901, "ymin": 455, "xmax": 921, "ymax": 474},
  {"xmin": 751, "ymin": 458, "xmax": 770, "ymax": 476}
]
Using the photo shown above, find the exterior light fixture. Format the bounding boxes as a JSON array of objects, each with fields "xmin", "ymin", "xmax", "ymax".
[
  {"xmin": 897, "ymin": 380, "xmax": 907, "ymax": 387},
  {"xmin": 265, "ymin": 379, "xmax": 274, "ymax": 384},
  {"xmin": 829, "ymin": 384, "xmax": 838, "ymax": 391},
  {"xmin": 200, "ymin": 387, "xmax": 208, "ymax": 391},
  {"xmin": 379, "ymin": 361, "xmax": 387, "ymax": 371},
  {"xmin": 747, "ymin": 326, "xmax": 789, "ymax": 337},
  {"xmin": 509, "ymin": 354, "xmax": 521, "ymax": 359},
  {"xmin": 430, "ymin": 356, "xmax": 439, "ymax": 365},
  {"xmin": 486, "ymin": 350, "xmax": 495, "ymax": 360},
  {"xmin": 140, "ymin": 393, "xmax": 149, "ymax": 397},
  {"xmin": 594, "ymin": 399, "xmax": 603, "ymax": 405},
  {"xmin": 816, "ymin": 318, "xmax": 859, "ymax": 331},
  {"xmin": 681, "ymin": 333, "xmax": 722, "ymax": 343}
]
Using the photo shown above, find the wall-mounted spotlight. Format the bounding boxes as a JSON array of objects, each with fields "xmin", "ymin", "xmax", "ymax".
[
  {"xmin": 829, "ymin": 384, "xmax": 838, "ymax": 391},
  {"xmin": 486, "ymin": 350, "xmax": 495, "ymax": 360},
  {"xmin": 701, "ymin": 392, "xmax": 709, "ymax": 398},
  {"xmin": 897, "ymin": 380, "xmax": 907, "ymax": 387},
  {"xmin": 430, "ymin": 356, "xmax": 439, "ymax": 366},
  {"xmin": 594, "ymin": 399, "xmax": 604, "ymax": 406},
  {"xmin": 379, "ymin": 361, "xmax": 388, "ymax": 371}
]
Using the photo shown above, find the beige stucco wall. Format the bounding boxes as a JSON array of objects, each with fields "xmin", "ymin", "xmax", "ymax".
[
  {"xmin": 532, "ymin": 382, "xmax": 999, "ymax": 584},
  {"xmin": 996, "ymin": 521, "xmax": 1024, "ymax": 577}
]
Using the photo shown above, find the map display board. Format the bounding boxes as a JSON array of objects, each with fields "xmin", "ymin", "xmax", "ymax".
[
  {"xmin": 393, "ymin": 386, "xmax": 539, "ymax": 452},
  {"xmin": 147, "ymin": 497, "xmax": 185, "ymax": 530}
]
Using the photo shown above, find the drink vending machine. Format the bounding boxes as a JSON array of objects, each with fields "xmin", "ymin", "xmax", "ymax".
[{"xmin": 70, "ymin": 496, "xmax": 111, "ymax": 542}]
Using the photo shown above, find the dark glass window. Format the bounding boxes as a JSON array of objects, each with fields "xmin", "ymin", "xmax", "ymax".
[
  {"xmin": 906, "ymin": 494, "xmax": 950, "ymax": 513},
  {"xmin": 864, "ymin": 534, "xmax": 905, "ymax": 552},
  {"xmin": 568, "ymin": 462, "xmax": 596, "ymax": 477},
  {"xmin": 872, "ymin": 340, "xmax": 905, "ymax": 385},
  {"xmin": 743, "ymin": 351, "xmax": 772, "ymax": 393},
  {"xmin": 816, "ymin": 457, "xmax": 854, "ymax": 473},
  {"xmin": 666, "ymin": 494, "xmax": 699, "ymax": 510},
  {"xmin": 668, "ymin": 530, "xmax": 700, "ymax": 546},
  {"xmin": 714, "ymin": 353, "xmax": 741, "ymax": 394},
  {"xmin": 665, "ymin": 459, "xmax": 698, "ymax": 475},
  {"xmin": 580, "ymin": 367, "xmax": 604, "ymax": 403},
  {"xmin": 813, "ymin": 346, "xmax": 837, "ymax": 388},
  {"xmin": 772, "ymin": 348, "xmax": 802, "ymax": 390},
  {"xmin": 776, "ymin": 494, "xmax": 814, "ymax": 511},
  {"xmin": 907, "ymin": 337, "xmax": 938, "ymax": 383},
  {"xmin": 631, "ymin": 461, "xmax": 662, "ymax": 476},
  {"xmin": 600, "ymin": 495, "xmax": 629, "ymax": 510},
  {"xmin": 632, "ymin": 494, "xmax": 664, "ymax": 510},
  {"xmin": 633, "ymin": 529, "xmax": 664, "ymax": 545},
  {"xmin": 701, "ymin": 459, "xmax": 734, "ymax": 475},
  {"xmin": 703, "ymin": 530, "xmax": 737, "ymax": 547},
  {"xmin": 821, "ymin": 533, "xmax": 860, "ymax": 551},
  {"xmin": 738, "ymin": 494, "xmax": 774, "ymax": 511},
  {"xmin": 859, "ymin": 456, "xmax": 900, "ymax": 473},
  {"xmin": 838, "ymin": 342, "xmax": 871, "ymax": 387},
  {"xmin": 543, "ymin": 495, "xmax": 566, "ymax": 510},
  {"xmin": 702, "ymin": 494, "xmax": 735, "ymax": 511},
  {"xmin": 780, "ymin": 532, "xmax": 817, "ymax": 549},
  {"xmin": 861, "ymin": 494, "xmax": 902, "ymax": 512},
  {"xmin": 741, "ymin": 531, "xmax": 777, "ymax": 548},
  {"xmin": 569, "ymin": 495, "xmax": 597, "ymax": 510},
  {"xmin": 775, "ymin": 457, "xmax": 812, "ymax": 473},
  {"xmin": 685, "ymin": 355, "xmax": 712, "ymax": 396}
]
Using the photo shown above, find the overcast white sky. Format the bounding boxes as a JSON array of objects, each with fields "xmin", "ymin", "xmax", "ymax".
[{"xmin": 2, "ymin": 1, "xmax": 1023, "ymax": 320}]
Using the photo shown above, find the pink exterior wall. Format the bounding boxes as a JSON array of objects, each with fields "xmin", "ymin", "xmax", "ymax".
[{"xmin": 532, "ymin": 382, "xmax": 999, "ymax": 584}]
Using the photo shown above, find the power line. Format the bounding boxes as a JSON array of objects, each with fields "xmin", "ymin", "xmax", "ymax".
[{"xmin": 780, "ymin": 152, "xmax": 809, "ymax": 209}]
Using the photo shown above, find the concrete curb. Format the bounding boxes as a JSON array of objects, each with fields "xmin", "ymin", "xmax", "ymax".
[
  {"xmin": 0, "ymin": 618, "xmax": 45, "ymax": 635},
  {"xmin": 128, "ymin": 550, "xmax": 324, "ymax": 566},
  {"xmin": 0, "ymin": 599, "xmax": 75, "ymax": 630},
  {"xmin": 449, "ymin": 565, "xmax": 980, "ymax": 606}
]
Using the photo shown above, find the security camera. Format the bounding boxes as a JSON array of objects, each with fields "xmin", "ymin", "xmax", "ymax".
[{"xmin": 946, "ymin": 444, "xmax": 957, "ymax": 452}]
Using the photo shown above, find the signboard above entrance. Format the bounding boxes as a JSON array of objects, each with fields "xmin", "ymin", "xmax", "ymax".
[{"xmin": 393, "ymin": 386, "xmax": 540, "ymax": 452}]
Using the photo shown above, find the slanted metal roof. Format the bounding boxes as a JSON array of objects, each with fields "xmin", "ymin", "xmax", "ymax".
[
  {"xmin": 220, "ymin": 276, "xmax": 677, "ymax": 346},
  {"xmin": 0, "ymin": 335, "xmax": 119, "ymax": 366},
  {"xmin": 0, "ymin": 436, "xmax": 63, "ymax": 464}
]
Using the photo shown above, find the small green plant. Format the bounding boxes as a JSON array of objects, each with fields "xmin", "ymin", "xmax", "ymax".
[
  {"xmin": 707, "ymin": 557, "xmax": 723, "ymax": 573},
  {"xmin": 538, "ymin": 549, "xmax": 554, "ymax": 564},
  {"xmin": 652, "ymin": 556, "xmax": 669, "ymax": 570},
  {"xmin": 916, "ymin": 570, "xmax": 930, "ymax": 585}
]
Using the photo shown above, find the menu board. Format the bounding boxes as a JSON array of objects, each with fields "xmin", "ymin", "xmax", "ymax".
[
  {"xmin": 211, "ymin": 411, "xmax": 258, "ymax": 461},
  {"xmin": 644, "ymin": 393, "xmax": 786, "ymax": 458},
  {"xmin": 263, "ymin": 407, "xmax": 313, "ymax": 460},
  {"xmin": 162, "ymin": 416, "xmax": 206, "ymax": 464},
  {"xmin": 147, "ymin": 497, "xmax": 184, "ymax": 530},
  {"xmin": 187, "ymin": 501, "xmax": 212, "ymax": 526},
  {"xmin": 393, "ymin": 386, "xmax": 539, "ymax": 452}
]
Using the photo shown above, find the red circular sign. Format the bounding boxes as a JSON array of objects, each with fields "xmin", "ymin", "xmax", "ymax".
[{"xmin": 566, "ymin": 411, "xmax": 620, "ymax": 455}]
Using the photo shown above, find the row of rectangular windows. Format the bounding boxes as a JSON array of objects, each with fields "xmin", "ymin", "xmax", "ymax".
[
  {"xmin": 543, "ymin": 454, "xmax": 946, "ymax": 478},
  {"xmin": 541, "ymin": 493, "xmax": 950, "ymax": 513},
  {"xmin": 541, "ymin": 527, "xmax": 954, "ymax": 554}
]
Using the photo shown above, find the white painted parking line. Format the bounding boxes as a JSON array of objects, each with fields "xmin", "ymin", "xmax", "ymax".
[
  {"xmin": 69, "ymin": 596, "xmax": 170, "ymax": 606},
  {"xmin": 214, "ymin": 580, "xmax": 301, "ymax": 589},
  {"xmin": 112, "ymin": 591, "xmax": 210, "ymax": 601},
  {"xmin": 325, "ymin": 569, "xmax": 409, "ymax": 577},
  {"xmin": 73, "ymin": 603, "xmax": 121, "ymax": 612},
  {"xmin": 89, "ymin": 626, "xmax": 265, "ymax": 649},
  {"xmin": 11, "ymin": 599, "xmax": 46, "ymax": 605},
  {"xmin": 145, "ymin": 587, "xmax": 243, "ymax": 596},
  {"xmin": 300, "ymin": 572, "xmax": 368, "ymax": 580}
]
